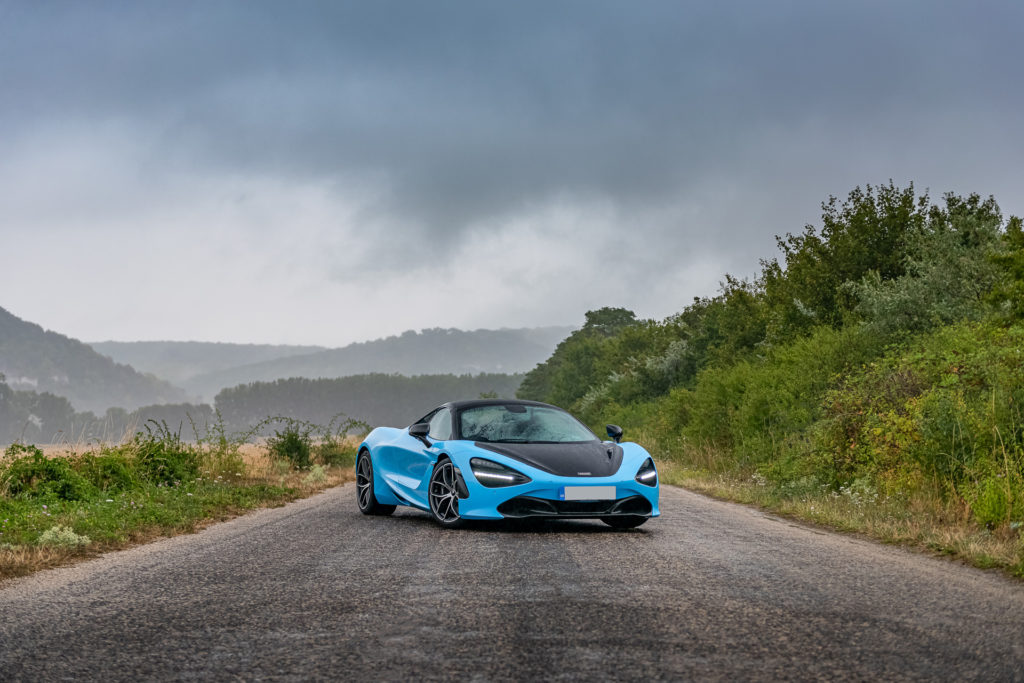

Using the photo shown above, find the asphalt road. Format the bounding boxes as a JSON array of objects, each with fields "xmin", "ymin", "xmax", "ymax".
[{"xmin": 2, "ymin": 485, "xmax": 1023, "ymax": 681}]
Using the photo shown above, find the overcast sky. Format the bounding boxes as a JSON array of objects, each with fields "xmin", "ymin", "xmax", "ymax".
[{"xmin": 1, "ymin": 1, "xmax": 1021, "ymax": 345}]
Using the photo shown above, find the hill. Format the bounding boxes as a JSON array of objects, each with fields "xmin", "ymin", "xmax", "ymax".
[
  {"xmin": 214, "ymin": 373, "xmax": 523, "ymax": 432},
  {"xmin": 179, "ymin": 326, "xmax": 571, "ymax": 401},
  {"xmin": 0, "ymin": 307, "xmax": 186, "ymax": 413},
  {"xmin": 90, "ymin": 340, "xmax": 325, "ymax": 386},
  {"xmin": 0, "ymin": 373, "xmax": 211, "ymax": 445}
]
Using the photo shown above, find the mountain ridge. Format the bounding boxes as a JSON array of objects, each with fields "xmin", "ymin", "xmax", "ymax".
[
  {"xmin": 89, "ymin": 340, "xmax": 327, "ymax": 386},
  {"xmin": 93, "ymin": 326, "xmax": 574, "ymax": 402},
  {"xmin": 0, "ymin": 306, "xmax": 187, "ymax": 413}
]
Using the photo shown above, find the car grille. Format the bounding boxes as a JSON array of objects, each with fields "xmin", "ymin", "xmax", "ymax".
[{"xmin": 496, "ymin": 495, "xmax": 652, "ymax": 519}]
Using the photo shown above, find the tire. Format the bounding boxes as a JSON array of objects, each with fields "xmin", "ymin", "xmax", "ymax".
[
  {"xmin": 601, "ymin": 515, "xmax": 648, "ymax": 529},
  {"xmin": 356, "ymin": 451, "xmax": 396, "ymax": 516},
  {"xmin": 428, "ymin": 458, "xmax": 465, "ymax": 528}
]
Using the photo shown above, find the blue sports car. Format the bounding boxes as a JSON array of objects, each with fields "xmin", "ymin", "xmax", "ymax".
[{"xmin": 355, "ymin": 399, "xmax": 660, "ymax": 528}]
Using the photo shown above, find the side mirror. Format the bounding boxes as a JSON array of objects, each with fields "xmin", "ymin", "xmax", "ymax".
[
  {"xmin": 409, "ymin": 422, "xmax": 430, "ymax": 442},
  {"xmin": 606, "ymin": 424, "xmax": 623, "ymax": 443}
]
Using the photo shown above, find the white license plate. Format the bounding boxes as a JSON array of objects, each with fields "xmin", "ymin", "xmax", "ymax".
[{"xmin": 560, "ymin": 486, "xmax": 616, "ymax": 501}]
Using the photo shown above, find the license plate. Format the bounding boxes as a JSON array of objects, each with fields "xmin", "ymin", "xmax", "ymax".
[{"xmin": 560, "ymin": 486, "xmax": 616, "ymax": 501}]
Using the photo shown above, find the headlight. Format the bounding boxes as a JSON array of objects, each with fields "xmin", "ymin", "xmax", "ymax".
[
  {"xmin": 635, "ymin": 458, "xmax": 657, "ymax": 487},
  {"xmin": 470, "ymin": 458, "xmax": 531, "ymax": 488}
]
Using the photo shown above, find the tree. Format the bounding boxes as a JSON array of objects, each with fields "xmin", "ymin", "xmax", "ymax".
[
  {"xmin": 989, "ymin": 216, "xmax": 1024, "ymax": 321},
  {"xmin": 581, "ymin": 307, "xmax": 638, "ymax": 336},
  {"xmin": 852, "ymin": 193, "xmax": 1004, "ymax": 335},
  {"xmin": 517, "ymin": 309, "xmax": 639, "ymax": 405},
  {"xmin": 764, "ymin": 182, "xmax": 929, "ymax": 333}
]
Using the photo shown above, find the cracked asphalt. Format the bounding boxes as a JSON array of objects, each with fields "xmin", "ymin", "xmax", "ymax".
[{"xmin": 2, "ymin": 484, "xmax": 1023, "ymax": 681}]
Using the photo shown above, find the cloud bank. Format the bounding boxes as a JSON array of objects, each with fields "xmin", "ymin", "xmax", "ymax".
[{"xmin": 1, "ymin": 1, "xmax": 1021, "ymax": 344}]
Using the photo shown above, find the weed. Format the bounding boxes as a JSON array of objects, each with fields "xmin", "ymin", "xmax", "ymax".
[
  {"xmin": 37, "ymin": 525, "xmax": 90, "ymax": 547},
  {"xmin": 132, "ymin": 421, "xmax": 200, "ymax": 485},
  {"xmin": 302, "ymin": 464, "xmax": 327, "ymax": 485}
]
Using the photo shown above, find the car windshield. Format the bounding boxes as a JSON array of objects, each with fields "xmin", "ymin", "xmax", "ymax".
[{"xmin": 458, "ymin": 404, "xmax": 597, "ymax": 443}]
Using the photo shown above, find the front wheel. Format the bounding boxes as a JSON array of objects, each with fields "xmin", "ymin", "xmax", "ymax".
[
  {"xmin": 428, "ymin": 459, "xmax": 464, "ymax": 528},
  {"xmin": 356, "ymin": 451, "xmax": 396, "ymax": 516},
  {"xmin": 602, "ymin": 516, "xmax": 647, "ymax": 529}
]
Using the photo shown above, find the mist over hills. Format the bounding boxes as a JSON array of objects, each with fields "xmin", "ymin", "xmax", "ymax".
[
  {"xmin": 0, "ymin": 306, "xmax": 187, "ymax": 413},
  {"xmin": 89, "ymin": 341, "xmax": 326, "ymax": 386},
  {"xmin": 0, "ymin": 306, "xmax": 571, "ymax": 442},
  {"xmin": 104, "ymin": 326, "xmax": 573, "ymax": 401}
]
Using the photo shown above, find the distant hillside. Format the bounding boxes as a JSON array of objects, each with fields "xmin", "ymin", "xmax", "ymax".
[
  {"xmin": 181, "ymin": 326, "xmax": 572, "ymax": 401},
  {"xmin": 0, "ymin": 307, "xmax": 186, "ymax": 413},
  {"xmin": 90, "ymin": 341, "xmax": 325, "ymax": 386},
  {"xmin": 214, "ymin": 373, "xmax": 524, "ymax": 432},
  {"xmin": 0, "ymin": 373, "xmax": 211, "ymax": 445}
]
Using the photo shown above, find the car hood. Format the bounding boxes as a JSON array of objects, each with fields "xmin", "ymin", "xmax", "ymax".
[{"xmin": 473, "ymin": 441, "xmax": 624, "ymax": 478}]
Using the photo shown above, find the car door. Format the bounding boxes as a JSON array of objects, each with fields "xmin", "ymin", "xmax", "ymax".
[
  {"xmin": 380, "ymin": 407, "xmax": 451, "ymax": 509},
  {"xmin": 408, "ymin": 407, "xmax": 453, "ymax": 505}
]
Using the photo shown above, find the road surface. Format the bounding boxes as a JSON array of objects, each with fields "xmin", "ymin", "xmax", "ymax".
[{"xmin": 1, "ymin": 484, "xmax": 1022, "ymax": 681}]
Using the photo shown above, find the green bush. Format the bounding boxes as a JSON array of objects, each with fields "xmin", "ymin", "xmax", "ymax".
[
  {"xmin": 313, "ymin": 440, "xmax": 354, "ymax": 467},
  {"xmin": 1, "ymin": 444, "xmax": 95, "ymax": 501},
  {"xmin": 131, "ymin": 421, "xmax": 200, "ymax": 485},
  {"xmin": 314, "ymin": 414, "xmax": 367, "ymax": 467},
  {"xmin": 813, "ymin": 321, "xmax": 1024, "ymax": 520},
  {"xmin": 679, "ymin": 325, "xmax": 884, "ymax": 469},
  {"xmin": 262, "ymin": 414, "xmax": 368, "ymax": 469},
  {"xmin": 76, "ymin": 452, "xmax": 137, "ymax": 492},
  {"xmin": 267, "ymin": 420, "xmax": 314, "ymax": 469}
]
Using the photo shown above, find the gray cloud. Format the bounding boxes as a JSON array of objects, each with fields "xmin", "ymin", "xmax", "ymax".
[{"xmin": 1, "ymin": 1, "xmax": 1022, "ymax": 343}]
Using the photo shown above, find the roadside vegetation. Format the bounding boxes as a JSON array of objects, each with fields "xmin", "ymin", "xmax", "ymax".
[
  {"xmin": 0, "ymin": 414, "xmax": 366, "ymax": 580},
  {"xmin": 519, "ymin": 182, "xmax": 1024, "ymax": 577}
]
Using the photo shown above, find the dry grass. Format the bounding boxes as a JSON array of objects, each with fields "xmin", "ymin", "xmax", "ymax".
[{"xmin": 657, "ymin": 459, "xmax": 1024, "ymax": 578}]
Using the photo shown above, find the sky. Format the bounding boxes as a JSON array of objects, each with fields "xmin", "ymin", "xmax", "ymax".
[{"xmin": 1, "ymin": 1, "xmax": 1022, "ymax": 346}]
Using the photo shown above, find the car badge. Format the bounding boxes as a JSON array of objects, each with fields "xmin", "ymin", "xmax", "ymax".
[{"xmin": 577, "ymin": 472, "xmax": 591, "ymax": 475}]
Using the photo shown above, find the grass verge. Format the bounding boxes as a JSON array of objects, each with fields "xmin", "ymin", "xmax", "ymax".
[
  {"xmin": 0, "ymin": 420, "xmax": 359, "ymax": 582},
  {"xmin": 656, "ymin": 455, "xmax": 1024, "ymax": 579}
]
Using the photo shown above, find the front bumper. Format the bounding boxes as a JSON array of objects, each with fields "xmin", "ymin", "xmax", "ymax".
[
  {"xmin": 495, "ymin": 494, "xmax": 653, "ymax": 519},
  {"xmin": 455, "ymin": 473, "xmax": 660, "ymax": 521}
]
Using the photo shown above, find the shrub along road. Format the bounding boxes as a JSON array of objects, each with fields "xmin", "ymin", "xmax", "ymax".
[{"xmin": 1, "ymin": 484, "xmax": 1022, "ymax": 680}]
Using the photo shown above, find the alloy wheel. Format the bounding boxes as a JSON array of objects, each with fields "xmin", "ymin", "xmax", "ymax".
[
  {"xmin": 356, "ymin": 454, "xmax": 374, "ymax": 511},
  {"xmin": 429, "ymin": 460, "xmax": 461, "ymax": 525},
  {"xmin": 355, "ymin": 452, "xmax": 396, "ymax": 516}
]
